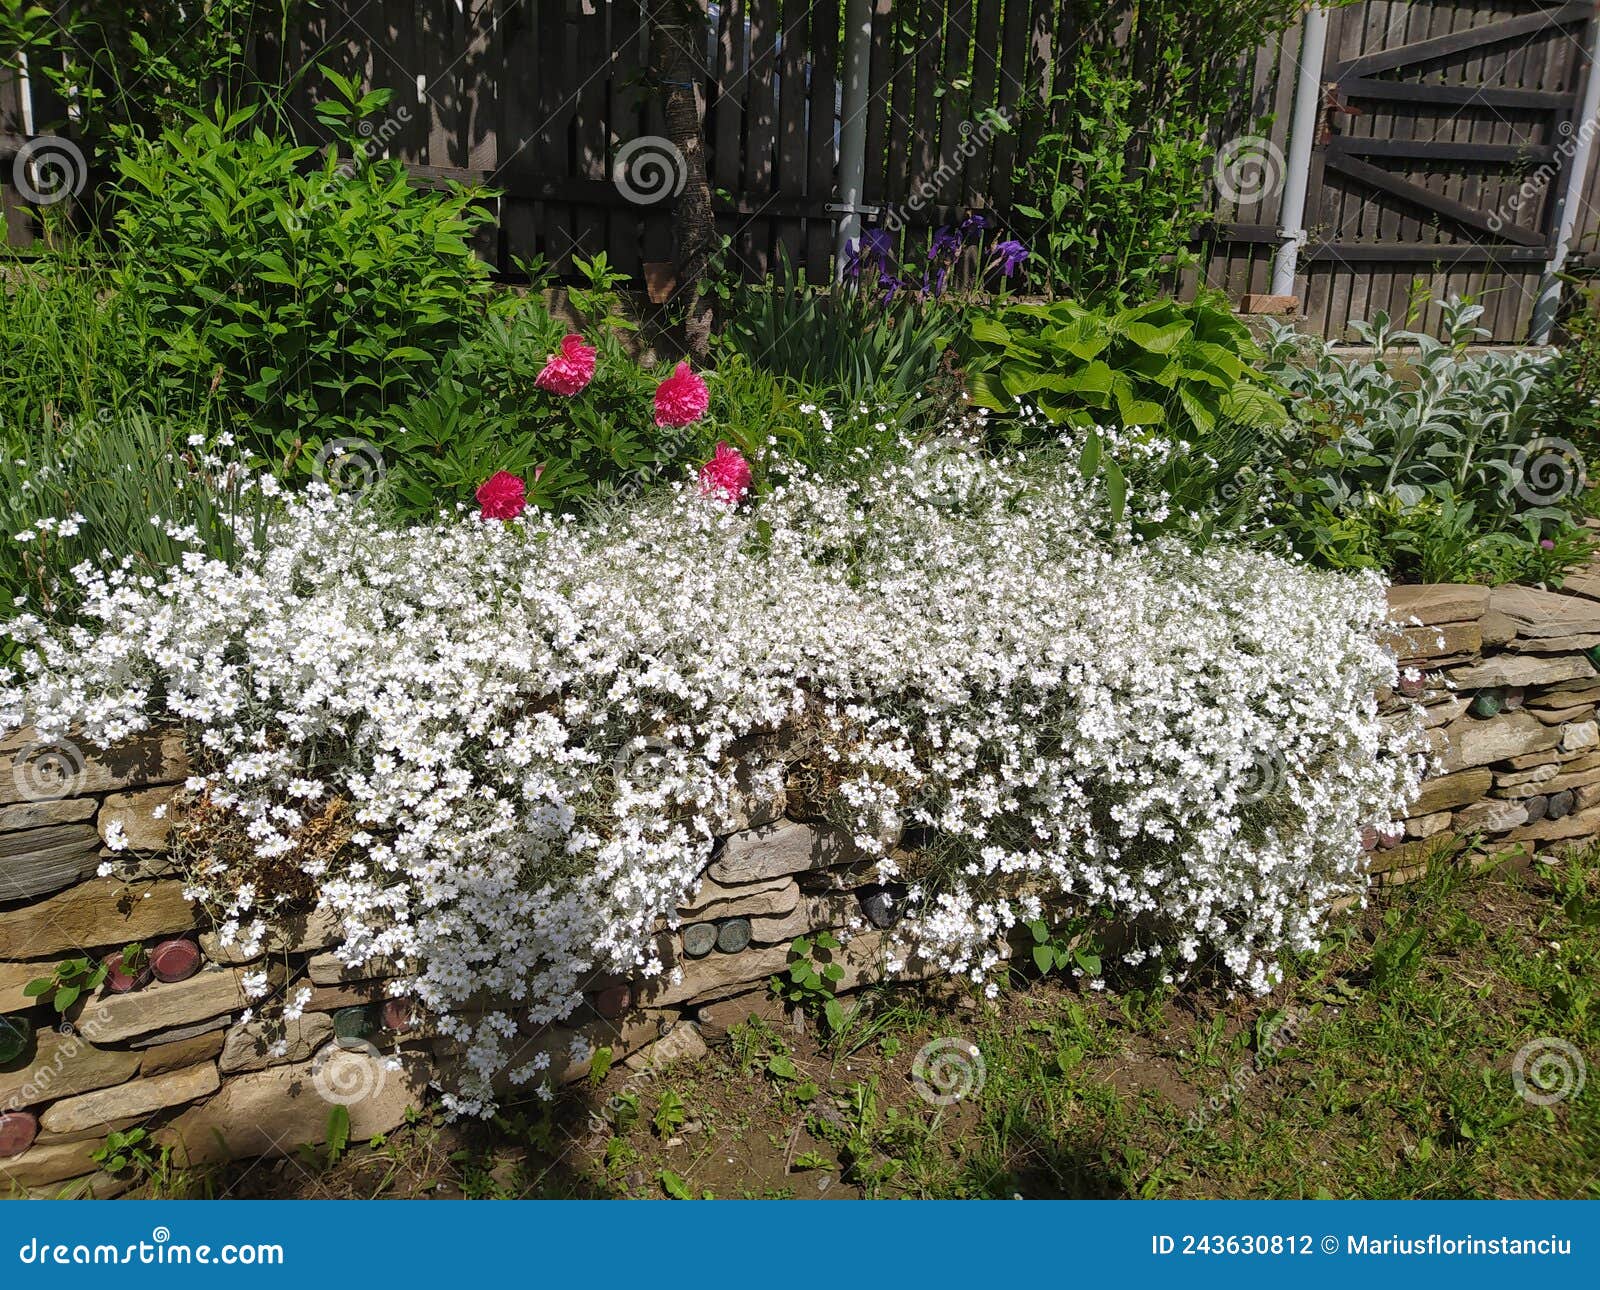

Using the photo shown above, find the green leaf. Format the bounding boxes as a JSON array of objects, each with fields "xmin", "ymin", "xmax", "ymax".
[
  {"xmin": 966, "ymin": 370, "xmax": 1010, "ymax": 412},
  {"xmin": 23, "ymin": 978, "xmax": 53, "ymax": 997},
  {"xmin": 325, "ymin": 1104, "xmax": 351, "ymax": 1155},
  {"xmin": 767, "ymin": 1054, "xmax": 798, "ymax": 1081},
  {"xmin": 1104, "ymin": 460, "xmax": 1128, "ymax": 524},
  {"xmin": 1032, "ymin": 944, "xmax": 1056, "ymax": 975},
  {"xmin": 824, "ymin": 998, "xmax": 845, "ymax": 1033},
  {"xmin": 1220, "ymin": 384, "xmax": 1289, "ymax": 429},
  {"xmin": 659, "ymin": 1169, "xmax": 692, "ymax": 1199},
  {"xmin": 967, "ymin": 316, "xmax": 1011, "ymax": 347},
  {"xmin": 1119, "ymin": 320, "xmax": 1189, "ymax": 354},
  {"xmin": 1078, "ymin": 430, "xmax": 1102, "ymax": 478}
]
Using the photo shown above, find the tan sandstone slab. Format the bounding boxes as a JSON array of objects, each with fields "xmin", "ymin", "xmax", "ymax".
[
  {"xmin": 0, "ymin": 729, "xmax": 187, "ymax": 807},
  {"xmin": 1489, "ymin": 585, "xmax": 1600, "ymax": 638},
  {"xmin": 1382, "ymin": 621, "xmax": 1481, "ymax": 661},
  {"xmin": 84, "ymin": 966, "xmax": 250, "ymax": 1043},
  {"xmin": 0, "ymin": 797, "xmax": 95, "ymax": 832},
  {"xmin": 0, "ymin": 823, "xmax": 102, "ymax": 901},
  {"xmin": 97, "ymin": 786, "xmax": 180, "ymax": 853},
  {"xmin": 1480, "ymin": 609, "xmax": 1518, "ymax": 647},
  {"xmin": 709, "ymin": 821, "xmax": 875, "ymax": 884},
  {"xmin": 138, "ymin": 1029, "xmax": 226, "ymax": 1078},
  {"xmin": 1528, "ymin": 684, "xmax": 1600, "ymax": 710},
  {"xmin": 0, "ymin": 958, "xmax": 41, "ymax": 1011},
  {"xmin": 1436, "ymin": 713, "xmax": 1562, "ymax": 772},
  {"xmin": 1410, "ymin": 768, "xmax": 1492, "ymax": 814},
  {"xmin": 161, "ymin": 1051, "xmax": 430, "ymax": 1166},
  {"xmin": 0, "ymin": 1137, "xmax": 102, "ymax": 1189},
  {"xmin": 200, "ymin": 903, "xmax": 341, "ymax": 965},
  {"xmin": 39, "ymin": 1060, "xmax": 219, "ymax": 1135},
  {"xmin": 1386, "ymin": 584, "xmax": 1489, "ymax": 626},
  {"xmin": 1507, "ymin": 806, "xmax": 1600, "ymax": 844},
  {"xmin": 0, "ymin": 1023, "xmax": 142, "ymax": 1109},
  {"xmin": 219, "ymin": 1013, "xmax": 334, "ymax": 1074},
  {"xmin": 751, "ymin": 892, "xmax": 859, "ymax": 945},
  {"xmin": 305, "ymin": 952, "xmax": 401, "ymax": 986},
  {"xmin": 0, "ymin": 878, "xmax": 196, "ymax": 960},
  {"xmin": 1445, "ymin": 653, "xmax": 1597, "ymax": 690},
  {"xmin": 676, "ymin": 873, "xmax": 799, "ymax": 921}
]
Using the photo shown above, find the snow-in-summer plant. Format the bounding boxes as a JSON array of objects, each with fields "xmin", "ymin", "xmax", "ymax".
[{"xmin": 0, "ymin": 446, "xmax": 1421, "ymax": 1114}]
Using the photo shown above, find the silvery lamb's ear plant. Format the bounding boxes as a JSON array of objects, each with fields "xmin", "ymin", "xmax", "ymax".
[{"xmin": 1263, "ymin": 295, "xmax": 1551, "ymax": 520}]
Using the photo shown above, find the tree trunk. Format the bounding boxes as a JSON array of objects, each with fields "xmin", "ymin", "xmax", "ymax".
[{"xmin": 653, "ymin": 0, "xmax": 716, "ymax": 359}]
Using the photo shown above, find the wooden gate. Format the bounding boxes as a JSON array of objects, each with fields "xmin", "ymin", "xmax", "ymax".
[{"xmin": 1299, "ymin": 0, "xmax": 1596, "ymax": 341}]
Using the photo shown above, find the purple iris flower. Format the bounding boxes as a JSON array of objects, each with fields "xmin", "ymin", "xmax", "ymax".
[
  {"xmin": 861, "ymin": 228, "xmax": 894, "ymax": 259},
  {"xmin": 929, "ymin": 225, "xmax": 962, "ymax": 261},
  {"xmin": 843, "ymin": 240, "xmax": 865, "ymax": 280},
  {"xmin": 991, "ymin": 238, "xmax": 1029, "ymax": 278},
  {"xmin": 878, "ymin": 268, "xmax": 903, "ymax": 303},
  {"xmin": 960, "ymin": 213, "xmax": 988, "ymax": 238}
]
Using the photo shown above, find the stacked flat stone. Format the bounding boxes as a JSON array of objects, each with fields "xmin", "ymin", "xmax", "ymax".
[
  {"xmin": 1382, "ymin": 578, "xmax": 1600, "ymax": 882},
  {"xmin": 0, "ymin": 728, "xmax": 429, "ymax": 1197}
]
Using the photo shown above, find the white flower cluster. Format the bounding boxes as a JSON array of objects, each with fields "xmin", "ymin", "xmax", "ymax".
[{"xmin": 0, "ymin": 447, "xmax": 1419, "ymax": 1113}]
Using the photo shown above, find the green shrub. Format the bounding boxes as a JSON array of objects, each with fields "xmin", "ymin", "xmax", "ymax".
[
  {"xmin": 1521, "ymin": 279, "xmax": 1600, "ymax": 469},
  {"xmin": 109, "ymin": 73, "xmax": 497, "ymax": 470}
]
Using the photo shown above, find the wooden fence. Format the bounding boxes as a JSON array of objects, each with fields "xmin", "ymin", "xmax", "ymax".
[{"xmin": 3, "ymin": 1, "xmax": 1600, "ymax": 341}]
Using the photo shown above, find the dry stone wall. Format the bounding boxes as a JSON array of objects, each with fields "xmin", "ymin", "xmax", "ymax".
[
  {"xmin": 1379, "ymin": 577, "xmax": 1600, "ymax": 881},
  {"xmin": 6, "ymin": 577, "xmax": 1600, "ymax": 1191}
]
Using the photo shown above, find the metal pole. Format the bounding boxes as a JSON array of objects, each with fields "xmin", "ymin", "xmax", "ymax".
[
  {"xmin": 834, "ymin": 0, "xmax": 874, "ymax": 279},
  {"xmin": 1530, "ymin": 12, "xmax": 1600, "ymax": 344},
  {"xmin": 1269, "ymin": 6, "xmax": 1332, "ymax": 299}
]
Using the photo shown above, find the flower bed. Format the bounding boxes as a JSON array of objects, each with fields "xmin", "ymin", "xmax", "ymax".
[
  {"xmin": 9, "ymin": 515, "xmax": 1600, "ymax": 1182},
  {"xmin": 2, "ymin": 448, "xmax": 1418, "ymax": 1118}
]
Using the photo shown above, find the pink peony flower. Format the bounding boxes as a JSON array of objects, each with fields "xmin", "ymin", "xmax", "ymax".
[
  {"xmin": 533, "ymin": 333, "xmax": 597, "ymax": 396},
  {"xmin": 476, "ymin": 471, "xmax": 527, "ymax": 520},
  {"xmin": 698, "ymin": 441, "xmax": 752, "ymax": 504},
  {"xmin": 654, "ymin": 362, "xmax": 710, "ymax": 427}
]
